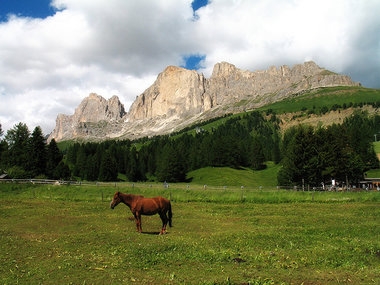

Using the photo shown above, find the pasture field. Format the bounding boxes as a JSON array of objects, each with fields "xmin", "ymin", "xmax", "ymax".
[{"xmin": 1, "ymin": 183, "xmax": 379, "ymax": 285}]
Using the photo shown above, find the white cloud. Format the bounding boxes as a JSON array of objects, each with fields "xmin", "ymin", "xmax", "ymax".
[{"xmin": 0, "ymin": 0, "xmax": 379, "ymax": 135}]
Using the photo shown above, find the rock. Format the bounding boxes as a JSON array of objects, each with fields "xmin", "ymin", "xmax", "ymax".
[
  {"xmin": 49, "ymin": 61, "xmax": 360, "ymax": 142},
  {"xmin": 49, "ymin": 93, "xmax": 126, "ymax": 141},
  {"xmin": 128, "ymin": 66, "xmax": 208, "ymax": 120}
]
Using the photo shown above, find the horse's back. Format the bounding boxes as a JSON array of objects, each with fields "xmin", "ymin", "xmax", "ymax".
[
  {"xmin": 152, "ymin": 196, "xmax": 170, "ymax": 203},
  {"xmin": 154, "ymin": 196, "xmax": 171, "ymax": 209},
  {"xmin": 135, "ymin": 196, "xmax": 170, "ymax": 215}
]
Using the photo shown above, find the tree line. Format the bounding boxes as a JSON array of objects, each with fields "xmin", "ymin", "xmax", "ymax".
[
  {"xmin": 63, "ymin": 111, "xmax": 281, "ymax": 182},
  {"xmin": 278, "ymin": 112, "xmax": 379, "ymax": 187},
  {"xmin": 0, "ymin": 123, "xmax": 69, "ymax": 179},
  {"xmin": 0, "ymin": 110, "xmax": 378, "ymax": 187}
]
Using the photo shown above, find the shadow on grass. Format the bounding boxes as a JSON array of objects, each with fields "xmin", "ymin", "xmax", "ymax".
[{"xmin": 141, "ymin": 231, "xmax": 170, "ymax": 235}]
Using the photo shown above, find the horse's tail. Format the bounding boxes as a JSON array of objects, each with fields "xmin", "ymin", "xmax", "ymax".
[{"xmin": 168, "ymin": 201, "xmax": 173, "ymax": 227}]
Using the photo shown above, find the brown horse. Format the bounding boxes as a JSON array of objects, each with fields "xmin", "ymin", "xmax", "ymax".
[{"xmin": 110, "ymin": 192, "xmax": 172, "ymax": 235}]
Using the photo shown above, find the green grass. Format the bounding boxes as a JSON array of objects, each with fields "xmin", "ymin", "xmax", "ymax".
[
  {"xmin": 1, "ymin": 184, "xmax": 380, "ymax": 284},
  {"xmin": 257, "ymin": 86, "xmax": 380, "ymax": 114},
  {"xmin": 366, "ymin": 168, "xmax": 380, "ymax": 178},
  {"xmin": 187, "ymin": 162, "xmax": 282, "ymax": 188},
  {"xmin": 374, "ymin": 141, "xmax": 380, "ymax": 154}
]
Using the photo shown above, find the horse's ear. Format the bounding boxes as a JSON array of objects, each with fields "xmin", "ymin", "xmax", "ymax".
[{"xmin": 117, "ymin": 191, "xmax": 120, "ymax": 196}]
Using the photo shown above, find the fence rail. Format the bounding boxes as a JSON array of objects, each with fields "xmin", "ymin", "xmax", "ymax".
[{"xmin": 0, "ymin": 178, "xmax": 376, "ymax": 192}]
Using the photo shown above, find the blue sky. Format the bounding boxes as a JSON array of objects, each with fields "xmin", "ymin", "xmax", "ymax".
[
  {"xmin": 0, "ymin": 0, "xmax": 379, "ymax": 134},
  {"xmin": 0, "ymin": 0, "xmax": 209, "ymax": 19},
  {"xmin": 0, "ymin": 0, "xmax": 56, "ymax": 21},
  {"xmin": 191, "ymin": 0, "xmax": 208, "ymax": 11}
]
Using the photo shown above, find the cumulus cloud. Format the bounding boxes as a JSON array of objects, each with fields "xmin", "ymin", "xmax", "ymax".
[{"xmin": 0, "ymin": 0, "xmax": 379, "ymax": 134}]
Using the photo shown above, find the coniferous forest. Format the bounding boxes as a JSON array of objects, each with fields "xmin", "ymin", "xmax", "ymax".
[{"xmin": 0, "ymin": 110, "xmax": 379, "ymax": 187}]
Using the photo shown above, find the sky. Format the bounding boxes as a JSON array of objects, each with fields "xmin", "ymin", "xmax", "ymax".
[{"xmin": 0, "ymin": 0, "xmax": 379, "ymax": 135}]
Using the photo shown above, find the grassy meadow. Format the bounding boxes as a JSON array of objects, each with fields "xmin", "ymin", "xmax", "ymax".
[{"xmin": 1, "ymin": 183, "xmax": 379, "ymax": 285}]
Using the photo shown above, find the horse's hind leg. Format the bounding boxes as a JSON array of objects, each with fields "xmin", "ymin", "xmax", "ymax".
[{"xmin": 159, "ymin": 213, "xmax": 168, "ymax": 235}]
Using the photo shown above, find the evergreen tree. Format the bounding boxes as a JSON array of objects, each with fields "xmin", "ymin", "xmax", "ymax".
[
  {"xmin": 46, "ymin": 139, "xmax": 63, "ymax": 179},
  {"xmin": 250, "ymin": 135, "xmax": 266, "ymax": 170},
  {"xmin": 85, "ymin": 155, "xmax": 99, "ymax": 181},
  {"xmin": 125, "ymin": 146, "xmax": 140, "ymax": 181},
  {"xmin": 99, "ymin": 150, "xmax": 118, "ymax": 181},
  {"xmin": 54, "ymin": 161, "xmax": 71, "ymax": 180},
  {"xmin": 73, "ymin": 146, "xmax": 87, "ymax": 179},
  {"xmin": 138, "ymin": 143, "xmax": 155, "ymax": 178},
  {"xmin": 156, "ymin": 143, "xmax": 186, "ymax": 182},
  {"xmin": 66, "ymin": 142, "xmax": 79, "ymax": 166},
  {"xmin": 28, "ymin": 126, "xmax": 47, "ymax": 177},
  {"xmin": 343, "ymin": 111, "xmax": 379, "ymax": 169},
  {"xmin": 271, "ymin": 131, "xmax": 281, "ymax": 164},
  {"xmin": 4, "ymin": 122, "xmax": 30, "ymax": 177},
  {"xmin": 277, "ymin": 125, "xmax": 318, "ymax": 186}
]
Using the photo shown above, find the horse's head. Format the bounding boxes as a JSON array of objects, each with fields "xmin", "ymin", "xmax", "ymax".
[{"xmin": 110, "ymin": 191, "xmax": 121, "ymax": 209}]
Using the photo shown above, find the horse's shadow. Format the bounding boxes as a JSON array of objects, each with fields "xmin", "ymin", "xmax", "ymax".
[
  {"xmin": 141, "ymin": 231, "xmax": 169, "ymax": 236},
  {"xmin": 141, "ymin": 231, "xmax": 161, "ymax": 235}
]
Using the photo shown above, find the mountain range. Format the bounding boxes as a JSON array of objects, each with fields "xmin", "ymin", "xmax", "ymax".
[{"xmin": 48, "ymin": 61, "xmax": 360, "ymax": 142}]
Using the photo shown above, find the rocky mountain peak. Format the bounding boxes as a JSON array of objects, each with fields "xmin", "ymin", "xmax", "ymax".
[
  {"xmin": 74, "ymin": 93, "xmax": 126, "ymax": 122},
  {"xmin": 49, "ymin": 93, "xmax": 126, "ymax": 141},
  {"xmin": 211, "ymin": 62, "xmax": 238, "ymax": 77},
  {"xmin": 127, "ymin": 65, "xmax": 207, "ymax": 121},
  {"xmin": 49, "ymin": 61, "xmax": 360, "ymax": 142}
]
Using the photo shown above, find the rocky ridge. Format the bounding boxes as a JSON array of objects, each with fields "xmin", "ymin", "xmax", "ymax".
[
  {"xmin": 50, "ymin": 93, "xmax": 127, "ymax": 141},
  {"xmin": 48, "ymin": 61, "xmax": 360, "ymax": 142}
]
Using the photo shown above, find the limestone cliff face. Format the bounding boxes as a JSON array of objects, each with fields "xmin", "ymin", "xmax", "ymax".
[
  {"xmin": 205, "ymin": 61, "xmax": 358, "ymax": 110},
  {"xmin": 49, "ymin": 61, "xmax": 360, "ymax": 142},
  {"xmin": 49, "ymin": 93, "xmax": 126, "ymax": 141},
  {"xmin": 128, "ymin": 66, "xmax": 209, "ymax": 120}
]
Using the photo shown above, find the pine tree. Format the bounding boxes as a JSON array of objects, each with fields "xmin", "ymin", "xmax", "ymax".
[
  {"xmin": 46, "ymin": 139, "xmax": 63, "ymax": 179},
  {"xmin": 99, "ymin": 151, "xmax": 118, "ymax": 181},
  {"xmin": 28, "ymin": 126, "xmax": 47, "ymax": 177},
  {"xmin": 125, "ymin": 146, "xmax": 140, "ymax": 181},
  {"xmin": 250, "ymin": 135, "xmax": 266, "ymax": 170},
  {"xmin": 4, "ymin": 122, "xmax": 30, "ymax": 177},
  {"xmin": 73, "ymin": 147, "xmax": 87, "ymax": 179},
  {"xmin": 54, "ymin": 161, "xmax": 71, "ymax": 180},
  {"xmin": 156, "ymin": 143, "xmax": 186, "ymax": 182},
  {"xmin": 85, "ymin": 155, "xmax": 99, "ymax": 181}
]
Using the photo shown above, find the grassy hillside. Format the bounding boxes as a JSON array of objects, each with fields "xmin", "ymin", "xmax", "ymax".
[
  {"xmin": 187, "ymin": 162, "xmax": 281, "ymax": 187},
  {"xmin": 179, "ymin": 86, "xmax": 380, "ymax": 136},
  {"xmin": 257, "ymin": 86, "xmax": 380, "ymax": 114}
]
